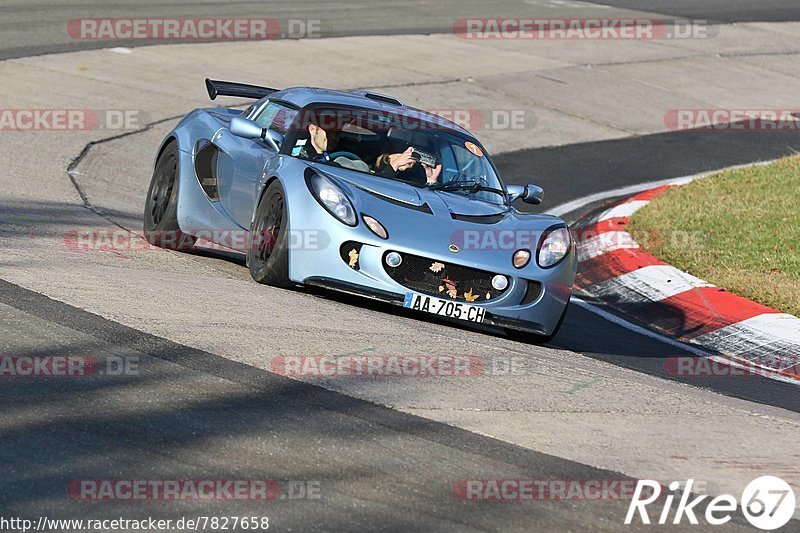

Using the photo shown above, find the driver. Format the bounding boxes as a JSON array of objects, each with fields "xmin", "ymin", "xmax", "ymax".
[{"xmin": 298, "ymin": 111, "xmax": 345, "ymax": 162}]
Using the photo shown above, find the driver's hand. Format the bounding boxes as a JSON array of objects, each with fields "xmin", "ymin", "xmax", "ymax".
[
  {"xmin": 424, "ymin": 163, "xmax": 442, "ymax": 184},
  {"xmin": 388, "ymin": 147, "xmax": 416, "ymax": 172}
]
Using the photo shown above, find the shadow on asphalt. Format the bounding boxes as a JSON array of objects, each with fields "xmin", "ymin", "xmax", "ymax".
[
  {"xmin": 0, "ymin": 278, "xmax": 667, "ymax": 531},
  {"xmin": 552, "ymin": 303, "xmax": 800, "ymax": 413}
]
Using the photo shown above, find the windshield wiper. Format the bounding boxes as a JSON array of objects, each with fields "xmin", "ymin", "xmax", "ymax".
[
  {"xmin": 428, "ymin": 180, "xmax": 505, "ymax": 198},
  {"xmin": 427, "ymin": 179, "xmax": 471, "ymax": 190}
]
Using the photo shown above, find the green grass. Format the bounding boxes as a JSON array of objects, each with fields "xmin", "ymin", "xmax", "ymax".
[{"xmin": 628, "ymin": 155, "xmax": 800, "ymax": 317}]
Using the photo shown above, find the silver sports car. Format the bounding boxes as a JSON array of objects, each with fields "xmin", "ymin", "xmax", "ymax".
[{"xmin": 144, "ymin": 79, "xmax": 576, "ymax": 342}]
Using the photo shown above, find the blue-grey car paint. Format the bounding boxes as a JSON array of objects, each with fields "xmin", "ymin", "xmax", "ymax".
[{"xmin": 154, "ymin": 87, "xmax": 577, "ymax": 336}]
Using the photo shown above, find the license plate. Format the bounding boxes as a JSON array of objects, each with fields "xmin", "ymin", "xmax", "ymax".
[{"xmin": 403, "ymin": 293, "xmax": 486, "ymax": 323}]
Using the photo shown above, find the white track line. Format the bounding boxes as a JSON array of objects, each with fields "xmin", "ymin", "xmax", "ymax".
[{"xmin": 597, "ymin": 200, "xmax": 651, "ymax": 221}]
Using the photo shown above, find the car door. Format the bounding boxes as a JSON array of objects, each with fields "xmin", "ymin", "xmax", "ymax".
[{"xmin": 214, "ymin": 102, "xmax": 294, "ymax": 228}]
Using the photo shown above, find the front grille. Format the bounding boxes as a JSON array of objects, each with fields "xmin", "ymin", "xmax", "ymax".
[{"xmin": 384, "ymin": 251, "xmax": 507, "ymax": 302}]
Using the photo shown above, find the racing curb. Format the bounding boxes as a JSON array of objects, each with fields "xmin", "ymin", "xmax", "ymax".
[{"xmin": 572, "ymin": 181, "xmax": 800, "ymax": 384}]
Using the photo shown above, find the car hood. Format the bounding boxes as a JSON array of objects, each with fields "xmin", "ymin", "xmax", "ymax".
[
  {"xmin": 424, "ymin": 189, "xmax": 508, "ymax": 216},
  {"xmin": 312, "ymin": 163, "xmax": 509, "ymax": 216},
  {"xmin": 315, "ymin": 164, "xmax": 425, "ymax": 207}
]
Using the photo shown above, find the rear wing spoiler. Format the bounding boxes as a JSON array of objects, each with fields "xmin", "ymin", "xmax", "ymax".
[{"xmin": 205, "ymin": 78, "xmax": 279, "ymax": 101}]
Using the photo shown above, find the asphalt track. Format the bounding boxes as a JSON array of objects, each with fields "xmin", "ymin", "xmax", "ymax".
[
  {"xmin": 2, "ymin": 0, "xmax": 800, "ymax": 60},
  {"xmin": 0, "ymin": 0, "xmax": 650, "ymax": 60},
  {"xmin": 2, "ymin": 0, "xmax": 800, "ymax": 530},
  {"xmin": 0, "ymin": 279, "xmax": 662, "ymax": 532}
]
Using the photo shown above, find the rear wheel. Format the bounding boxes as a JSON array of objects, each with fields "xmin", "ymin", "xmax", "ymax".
[
  {"xmin": 143, "ymin": 141, "xmax": 196, "ymax": 250},
  {"xmin": 247, "ymin": 180, "xmax": 292, "ymax": 287}
]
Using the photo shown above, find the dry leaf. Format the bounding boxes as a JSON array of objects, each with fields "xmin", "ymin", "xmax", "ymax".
[
  {"xmin": 348, "ymin": 249, "xmax": 359, "ymax": 268},
  {"xmin": 445, "ymin": 283, "xmax": 458, "ymax": 299},
  {"xmin": 464, "ymin": 289, "xmax": 479, "ymax": 302},
  {"xmin": 430, "ymin": 262, "xmax": 445, "ymax": 273}
]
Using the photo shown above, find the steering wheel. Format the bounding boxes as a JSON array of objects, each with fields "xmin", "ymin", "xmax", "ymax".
[{"xmin": 328, "ymin": 151, "xmax": 362, "ymax": 162}]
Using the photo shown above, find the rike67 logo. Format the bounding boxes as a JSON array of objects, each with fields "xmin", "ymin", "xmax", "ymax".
[{"xmin": 626, "ymin": 476, "xmax": 796, "ymax": 530}]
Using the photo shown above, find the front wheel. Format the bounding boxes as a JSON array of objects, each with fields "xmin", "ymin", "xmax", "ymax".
[
  {"xmin": 143, "ymin": 141, "xmax": 196, "ymax": 250},
  {"xmin": 247, "ymin": 180, "xmax": 292, "ymax": 288}
]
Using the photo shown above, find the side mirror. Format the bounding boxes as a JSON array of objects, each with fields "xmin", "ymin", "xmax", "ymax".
[
  {"xmin": 522, "ymin": 184, "xmax": 544, "ymax": 205},
  {"xmin": 230, "ymin": 116, "xmax": 263, "ymax": 139},
  {"xmin": 229, "ymin": 116, "xmax": 283, "ymax": 152},
  {"xmin": 507, "ymin": 184, "xmax": 544, "ymax": 205}
]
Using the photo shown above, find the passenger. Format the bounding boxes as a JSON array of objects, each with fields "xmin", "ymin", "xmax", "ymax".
[{"xmin": 375, "ymin": 147, "xmax": 442, "ymax": 184}]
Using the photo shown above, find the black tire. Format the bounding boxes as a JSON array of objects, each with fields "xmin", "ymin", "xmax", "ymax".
[
  {"xmin": 504, "ymin": 300, "xmax": 569, "ymax": 344},
  {"xmin": 143, "ymin": 141, "xmax": 196, "ymax": 250},
  {"xmin": 247, "ymin": 180, "xmax": 292, "ymax": 287}
]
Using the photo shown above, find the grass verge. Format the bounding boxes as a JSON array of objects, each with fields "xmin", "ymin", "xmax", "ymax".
[{"xmin": 628, "ymin": 155, "xmax": 800, "ymax": 317}]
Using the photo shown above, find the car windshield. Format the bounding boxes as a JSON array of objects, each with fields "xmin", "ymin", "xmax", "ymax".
[{"xmin": 285, "ymin": 106, "xmax": 507, "ymax": 205}]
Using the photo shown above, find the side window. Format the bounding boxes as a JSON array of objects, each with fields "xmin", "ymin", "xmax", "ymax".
[
  {"xmin": 253, "ymin": 102, "xmax": 297, "ymax": 135},
  {"xmin": 253, "ymin": 102, "xmax": 280, "ymax": 129},
  {"xmin": 269, "ymin": 106, "xmax": 297, "ymax": 136}
]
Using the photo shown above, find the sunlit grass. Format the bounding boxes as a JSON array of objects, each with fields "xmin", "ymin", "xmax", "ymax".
[{"xmin": 629, "ymin": 155, "xmax": 800, "ymax": 317}]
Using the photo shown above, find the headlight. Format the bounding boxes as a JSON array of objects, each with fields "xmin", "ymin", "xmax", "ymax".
[
  {"xmin": 537, "ymin": 226, "xmax": 571, "ymax": 268},
  {"xmin": 306, "ymin": 171, "xmax": 357, "ymax": 226}
]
